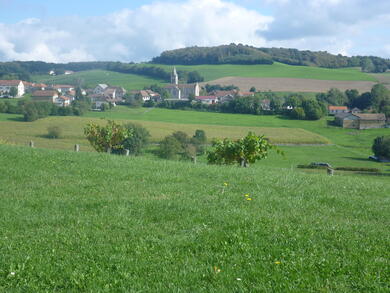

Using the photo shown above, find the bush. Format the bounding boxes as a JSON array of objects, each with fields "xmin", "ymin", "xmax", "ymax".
[
  {"xmin": 207, "ymin": 132, "xmax": 282, "ymax": 167},
  {"xmin": 47, "ymin": 126, "xmax": 63, "ymax": 139},
  {"xmin": 158, "ymin": 135, "xmax": 184, "ymax": 160},
  {"xmin": 372, "ymin": 136, "xmax": 390, "ymax": 159},
  {"xmin": 121, "ymin": 123, "xmax": 151, "ymax": 155},
  {"xmin": 84, "ymin": 120, "xmax": 133, "ymax": 153}
]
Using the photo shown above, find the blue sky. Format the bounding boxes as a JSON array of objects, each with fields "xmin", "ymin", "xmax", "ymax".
[{"xmin": 0, "ymin": 0, "xmax": 389, "ymax": 62}]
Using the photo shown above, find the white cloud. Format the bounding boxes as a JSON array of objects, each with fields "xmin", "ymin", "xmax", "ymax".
[{"xmin": 0, "ymin": 0, "xmax": 272, "ymax": 62}]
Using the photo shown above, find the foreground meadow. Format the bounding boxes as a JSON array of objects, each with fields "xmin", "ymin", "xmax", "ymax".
[{"xmin": 0, "ymin": 145, "xmax": 389, "ymax": 291}]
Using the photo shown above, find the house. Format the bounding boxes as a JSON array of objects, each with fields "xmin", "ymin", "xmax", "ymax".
[
  {"xmin": 52, "ymin": 85, "xmax": 74, "ymax": 93},
  {"xmin": 49, "ymin": 70, "xmax": 56, "ymax": 76},
  {"xmin": 237, "ymin": 91, "xmax": 255, "ymax": 97},
  {"xmin": 164, "ymin": 67, "xmax": 200, "ymax": 99},
  {"xmin": 93, "ymin": 84, "xmax": 108, "ymax": 95},
  {"xmin": 351, "ymin": 107, "xmax": 362, "ymax": 113},
  {"xmin": 31, "ymin": 90, "xmax": 59, "ymax": 103},
  {"xmin": 335, "ymin": 113, "xmax": 386, "ymax": 129},
  {"xmin": 211, "ymin": 90, "xmax": 237, "ymax": 103},
  {"xmin": 261, "ymin": 99, "xmax": 271, "ymax": 111},
  {"xmin": 328, "ymin": 105, "xmax": 349, "ymax": 115},
  {"xmin": 0, "ymin": 80, "xmax": 25, "ymax": 98},
  {"xmin": 55, "ymin": 96, "xmax": 71, "ymax": 107},
  {"xmin": 195, "ymin": 96, "xmax": 218, "ymax": 104}
]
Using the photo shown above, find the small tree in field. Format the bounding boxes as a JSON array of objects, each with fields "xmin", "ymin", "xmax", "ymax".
[
  {"xmin": 372, "ymin": 136, "xmax": 390, "ymax": 159},
  {"xmin": 207, "ymin": 132, "xmax": 282, "ymax": 167},
  {"xmin": 84, "ymin": 120, "xmax": 133, "ymax": 153}
]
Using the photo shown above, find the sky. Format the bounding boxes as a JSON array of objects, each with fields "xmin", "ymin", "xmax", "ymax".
[{"xmin": 0, "ymin": 0, "xmax": 389, "ymax": 63}]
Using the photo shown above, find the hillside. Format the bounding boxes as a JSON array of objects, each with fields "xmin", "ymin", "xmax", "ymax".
[
  {"xmin": 0, "ymin": 145, "xmax": 389, "ymax": 291},
  {"xmin": 152, "ymin": 44, "xmax": 390, "ymax": 72},
  {"xmin": 31, "ymin": 70, "xmax": 165, "ymax": 91}
]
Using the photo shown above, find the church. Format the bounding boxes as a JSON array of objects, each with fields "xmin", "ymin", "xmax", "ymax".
[{"xmin": 164, "ymin": 67, "xmax": 200, "ymax": 100}]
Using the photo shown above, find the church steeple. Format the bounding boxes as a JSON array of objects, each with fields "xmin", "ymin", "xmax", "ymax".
[{"xmin": 171, "ymin": 67, "xmax": 179, "ymax": 85}]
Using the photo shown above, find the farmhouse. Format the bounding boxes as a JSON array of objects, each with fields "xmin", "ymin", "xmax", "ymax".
[
  {"xmin": 55, "ymin": 96, "xmax": 72, "ymax": 107},
  {"xmin": 335, "ymin": 113, "xmax": 386, "ymax": 129},
  {"xmin": 31, "ymin": 90, "xmax": 59, "ymax": 103},
  {"xmin": 195, "ymin": 96, "xmax": 218, "ymax": 104},
  {"xmin": 0, "ymin": 80, "xmax": 25, "ymax": 98},
  {"xmin": 132, "ymin": 90, "xmax": 161, "ymax": 102},
  {"xmin": 328, "ymin": 105, "xmax": 349, "ymax": 115},
  {"xmin": 52, "ymin": 85, "xmax": 74, "ymax": 93},
  {"xmin": 211, "ymin": 90, "xmax": 237, "ymax": 102},
  {"xmin": 164, "ymin": 67, "xmax": 200, "ymax": 99},
  {"xmin": 93, "ymin": 84, "xmax": 108, "ymax": 95}
]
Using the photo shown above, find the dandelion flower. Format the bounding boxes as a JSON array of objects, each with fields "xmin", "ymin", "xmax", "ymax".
[
  {"xmin": 224, "ymin": 182, "xmax": 228, "ymax": 186},
  {"xmin": 275, "ymin": 261, "xmax": 281, "ymax": 264},
  {"xmin": 244, "ymin": 194, "xmax": 249, "ymax": 197},
  {"xmin": 246, "ymin": 198, "xmax": 252, "ymax": 201},
  {"xmin": 213, "ymin": 266, "xmax": 221, "ymax": 273}
]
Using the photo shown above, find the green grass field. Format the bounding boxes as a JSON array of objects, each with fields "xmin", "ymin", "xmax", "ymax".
[
  {"xmin": 149, "ymin": 62, "xmax": 377, "ymax": 82},
  {"xmin": 31, "ymin": 70, "xmax": 165, "ymax": 91},
  {"xmin": 0, "ymin": 145, "xmax": 389, "ymax": 291},
  {"xmin": 1, "ymin": 106, "xmax": 389, "ymax": 174}
]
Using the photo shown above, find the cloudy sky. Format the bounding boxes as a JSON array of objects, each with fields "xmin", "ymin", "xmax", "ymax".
[{"xmin": 0, "ymin": 0, "xmax": 389, "ymax": 63}]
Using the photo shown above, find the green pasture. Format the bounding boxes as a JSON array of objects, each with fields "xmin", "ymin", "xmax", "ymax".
[
  {"xmin": 31, "ymin": 70, "xmax": 165, "ymax": 91},
  {"xmin": 149, "ymin": 62, "xmax": 377, "ymax": 82},
  {"xmin": 0, "ymin": 145, "xmax": 389, "ymax": 291}
]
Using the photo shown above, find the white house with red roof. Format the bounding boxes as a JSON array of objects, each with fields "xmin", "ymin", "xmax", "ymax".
[
  {"xmin": 195, "ymin": 96, "xmax": 218, "ymax": 104},
  {"xmin": 0, "ymin": 80, "xmax": 25, "ymax": 97}
]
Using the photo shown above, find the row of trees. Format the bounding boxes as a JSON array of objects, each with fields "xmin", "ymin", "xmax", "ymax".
[
  {"xmin": 84, "ymin": 121, "xmax": 280, "ymax": 167},
  {"xmin": 152, "ymin": 44, "xmax": 390, "ymax": 72}
]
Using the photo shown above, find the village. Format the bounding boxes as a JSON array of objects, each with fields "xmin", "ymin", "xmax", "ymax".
[{"xmin": 0, "ymin": 67, "xmax": 389, "ymax": 130}]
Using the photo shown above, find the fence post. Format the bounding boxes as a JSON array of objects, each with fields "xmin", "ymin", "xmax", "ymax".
[
  {"xmin": 107, "ymin": 147, "xmax": 112, "ymax": 154},
  {"xmin": 74, "ymin": 144, "xmax": 80, "ymax": 152},
  {"xmin": 327, "ymin": 168, "xmax": 334, "ymax": 176},
  {"xmin": 124, "ymin": 149, "xmax": 130, "ymax": 156},
  {"xmin": 29, "ymin": 141, "xmax": 34, "ymax": 148}
]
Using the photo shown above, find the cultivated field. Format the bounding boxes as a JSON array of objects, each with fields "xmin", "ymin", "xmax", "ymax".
[
  {"xmin": 150, "ymin": 62, "xmax": 377, "ymax": 82},
  {"xmin": 370, "ymin": 72, "xmax": 390, "ymax": 89},
  {"xmin": 32, "ymin": 70, "xmax": 165, "ymax": 90},
  {"xmin": 1, "ymin": 145, "xmax": 389, "ymax": 291},
  {"xmin": 202, "ymin": 77, "xmax": 378, "ymax": 93}
]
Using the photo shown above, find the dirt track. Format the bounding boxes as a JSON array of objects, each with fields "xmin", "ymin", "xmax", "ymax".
[{"xmin": 201, "ymin": 77, "xmax": 379, "ymax": 93}]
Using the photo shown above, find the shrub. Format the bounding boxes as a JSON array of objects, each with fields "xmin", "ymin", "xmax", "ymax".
[
  {"xmin": 207, "ymin": 132, "xmax": 282, "ymax": 167},
  {"xmin": 84, "ymin": 120, "xmax": 133, "ymax": 153},
  {"xmin": 372, "ymin": 136, "xmax": 390, "ymax": 158},
  {"xmin": 158, "ymin": 135, "xmax": 184, "ymax": 160},
  {"xmin": 121, "ymin": 123, "xmax": 151, "ymax": 155},
  {"xmin": 47, "ymin": 126, "xmax": 63, "ymax": 139}
]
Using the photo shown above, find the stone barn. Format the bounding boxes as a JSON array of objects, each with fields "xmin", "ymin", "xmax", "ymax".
[{"xmin": 335, "ymin": 113, "xmax": 386, "ymax": 129}]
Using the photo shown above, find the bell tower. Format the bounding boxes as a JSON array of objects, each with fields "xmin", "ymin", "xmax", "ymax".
[{"xmin": 171, "ymin": 67, "xmax": 179, "ymax": 85}]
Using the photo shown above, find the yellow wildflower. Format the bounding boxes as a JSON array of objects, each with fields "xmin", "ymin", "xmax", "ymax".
[
  {"xmin": 224, "ymin": 182, "xmax": 228, "ymax": 186},
  {"xmin": 275, "ymin": 261, "xmax": 281, "ymax": 264},
  {"xmin": 246, "ymin": 198, "xmax": 252, "ymax": 201},
  {"xmin": 244, "ymin": 194, "xmax": 249, "ymax": 197}
]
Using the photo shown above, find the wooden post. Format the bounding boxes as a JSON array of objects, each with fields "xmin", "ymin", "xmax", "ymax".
[
  {"xmin": 125, "ymin": 149, "xmax": 130, "ymax": 156},
  {"xmin": 327, "ymin": 168, "xmax": 334, "ymax": 176},
  {"xmin": 191, "ymin": 156, "xmax": 197, "ymax": 164},
  {"xmin": 107, "ymin": 147, "xmax": 111, "ymax": 154},
  {"xmin": 74, "ymin": 144, "xmax": 80, "ymax": 152},
  {"xmin": 29, "ymin": 141, "xmax": 34, "ymax": 148}
]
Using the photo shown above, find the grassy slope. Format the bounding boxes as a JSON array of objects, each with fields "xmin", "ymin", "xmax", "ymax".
[
  {"xmin": 31, "ymin": 70, "xmax": 165, "ymax": 91},
  {"xmin": 149, "ymin": 63, "xmax": 377, "ymax": 82},
  {"xmin": 0, "ymin": 145, "xmax": 389, "ymax": 292}
]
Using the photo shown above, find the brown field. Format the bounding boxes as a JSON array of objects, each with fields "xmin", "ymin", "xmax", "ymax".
[
  {"xmin": 370, "ymin": 73, "xmax": 390, "ymax": 89},
  {"xmin": 201, "ymin": 77, "xmax": 378, "ymax": 93}
]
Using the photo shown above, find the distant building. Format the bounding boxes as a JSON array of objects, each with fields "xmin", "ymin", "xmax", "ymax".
[
  {"xmin": 31, "ymin": 90, "xmax": 59, "ymax": 103},
  {"xmin": 55, "ymin": 96, "xmax": 72, "ymax": 107},
  {"xmin": 0, "ymin": 80, "xmax": 25, "ymax": 98},
  {"xmin": 93, "ymin": 84, "xmax": 109, "ymax": 95},
  {"xmin": 335, "ymin": 113, "xmax": 386, "ymax": 129},
  {"xmin": 164, "ymin": 67, "xmax": 200, "ymax": 99},
  {"xmin": 64, "ymin": 70, "xmax": 75, "ymax": 75},
  {"xmin": 195, "ymin": 96, "xmax": 218, "ymax": 104},
  {"xmin": 52, "ymin": 85, "xmax": 74, "ymax": 93},
  {"xmin": 261, "ymin": 99, "xmax": 271, "ymax": 111},
  {"xmin": 328, "ymin": 105, "xmax": 349, "ymax": 115}
]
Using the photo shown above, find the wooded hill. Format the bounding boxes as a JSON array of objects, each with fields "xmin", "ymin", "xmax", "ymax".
[
  {"xmin": 153, "ymin": 44, "xmax": 390, "ymax": 72},
  {"xmin": 1, "ymin": 44, "xmax": 389, "ymax": 81}
]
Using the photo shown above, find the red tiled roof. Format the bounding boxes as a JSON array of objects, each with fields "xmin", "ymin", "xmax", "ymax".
[
  {"xmin": 328, "ymin": 106, "xmax": 348, "ymax": 110},
  {"xmin": 32, "ymin": 90, "xmax": 58, "ymax": 97},
  {"xmin": 196, "ymin": 96, "xmax": 217, "ymax": 100},
  {"xmin": 0, "ymin": 80, "xmax": 22, "ymax": 86}
]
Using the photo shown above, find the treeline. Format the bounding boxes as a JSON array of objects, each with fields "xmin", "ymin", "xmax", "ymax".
[
  {"xmin": 0, "ymin": 98, "xmax": 90, "ymax": 121},
  {"xmin": 153, "ymin": 44, "xmax": 390, "ymax": 73},
  {"xmin": 152, "ymin": 44, "xmax": 273, "ymax": 65}
]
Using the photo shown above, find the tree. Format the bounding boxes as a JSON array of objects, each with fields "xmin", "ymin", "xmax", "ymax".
[
  {"xmin": 302, "ymin": 99, "xmax": 325, "ymax": 120},
  {"xmin": 121, "ymin": 123, "xmax": 151, "ymax": 155},
  {"xmin": 187, "ymin": 71, "xmax": 204, "ymax": 83},
  {"xmin": 372, "ymin": 136, "xmax": 390, "ymax": 158},
  {"xmin": 207, "ymin": 132, "xmax": 281, "ymax": 167},
  {"xmin": 9, "ymin": 87, "xmax": 18, "ymax": 97},
  {"xmin": 249, "ymin": 86, "xmax": 256, "ymax": 92},
  {"xmin": 84, "ymin": 120, "xmax": 133, "ymax": 153},
  {"xmin": 371, "ymin": 84, "xmax": 390, "ymax": 112},
  {"xmin": 158, "ymin": 135, "xmax": 184, "ymax": 160},
  {"xmin": 291, "ymin": 107, "xmax": 306, "ymax": 120},
  {"xmin": 345, "ymin": 89, "xmax": 360, "ymax": 107},
  {"xmin": 191, "ymin": 129, "xmax": 207, "ymax": 155}
]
